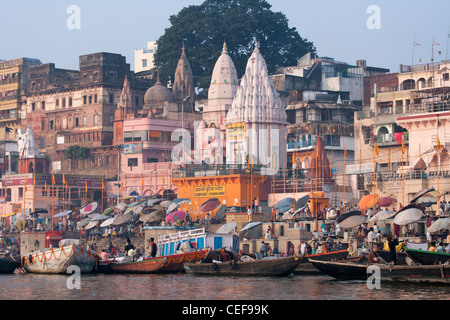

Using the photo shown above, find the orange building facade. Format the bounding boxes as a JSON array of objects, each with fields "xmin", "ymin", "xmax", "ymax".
[{"xmin": 172, "ymin": 173, "xmax": 271, "ymax": 220}]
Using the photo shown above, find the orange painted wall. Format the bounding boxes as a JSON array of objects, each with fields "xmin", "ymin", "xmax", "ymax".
[{"xmin": 172, "ymin": 174, "xmax": 269, "ymax": 220}]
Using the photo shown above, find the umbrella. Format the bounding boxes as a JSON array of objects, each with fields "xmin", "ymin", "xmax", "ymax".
[
  {"xmin": 216, "ymin": 222, "xmax": 237, "ymax": 234},
  {"xmin": 140, "ymin": 210, "xmax": 164, "ymax": 224},
  {"xmin": 123, "ymin": 207, "xmax": 134, "ymax": 215},
  {"xmin": 339, "ymin": 214, "xmax": 367, "ymax": 229},
  {"xmin": 427, "ymin": 218, "xmax": 450, "ymax": 233},
  {"xmin": 240, "ymin": 222, "xmax": 263, "ymax": 233},
  {"xmin": 127, "ymin": 201, "xmax": 140, "ymax": 208},
  {"xmin": 277, "ymin": 205, "xmax": 291, "ymax": 214},
  {"xmin": 274, "ymin": 198, "xmax": 294, "ymax": 210},
  {"xmin": 102, "ymin": 207, "xmax": 114, "ymax": 215},
  {"xmin": 85, "ymin": 220, "xmax": 99, "ymax": 230},
  {"xmin": 113, "ymin": 213, "xmax": 134, "ymax": 225},
  {"xmin": 161, "ymin": 200, "xmax": 173, "ymax": 208},
  {"xmin": 80, "ymin": 202, "xmax": 98, "ymax": 215},
  {"xmin": 166, "ymin": 202, "xmax": 180, "ymax": 214},
  {"xmin": 410, "ymin": 188, "xmax": 436, "ymax": 203},
  {"xmin": 295, "ymin": 195, "xmax": 310, "ymax": 210},
  {"xmin": 359, "ymin": 194, "xmax": 380, "ymax": 210},
  {"xmin": 100, "ymin": 217, "xmax": 116, "ymax": 228},
  {"xmin": 91, "ymin": 214, "xmax": 110, "ymax": 221},
  {"xmin": 53, "ymin": 210, "xmax": 72, "ymax": 218},
  {"xmin": 379, "ymin": 197, "xmax": 396, "ymax": 207},
  {"xmin": 336, "ymin": 210, "xmax": 363, "ymax": 223},
  {"xmin": 416, "ymin": 196, "xmax": 437, "ymax": 208},
  {"xmin": 147, "ymin": 199, "xmax": 162, "ymax": 206},
  {"xmin": 214, "ymin": 205, "xmax": 228, "ymax": 221},
  {"xmin": 115, "ymin": 202, "xmax": 128, "ymax": 210},
  {"xmin": 165, "ymin": 210, "xmax": 187, "ymax": 224},
  {"xmin": 78, "ymin": 218, "xmax": 91, "ymax": 228},
  {"xmin": 393, "ymin": 205, "xmax": 424, "ymax": 226},
  {"xmin": 173, "ymin": 198, "xmax": 191, "ymax": 205},
  {"xmin": 200, "ymin": 198, "xmax": 221, "ymax": 213},
  {"xmin": 132, "ymin": 203, "xmax": 146, "ymax": 215},
  {"xmin": 369, "ymin": 210, "xmax": 395, "ymax": 222}
]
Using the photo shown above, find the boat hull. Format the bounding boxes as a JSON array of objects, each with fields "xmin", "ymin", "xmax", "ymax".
[
  {"xmin": 309, "ymin": 258, "xmax": 450, "ymax": 284},
  {"xmin": 21, "ymin": 245, "xmax": 97, "ymax": 274},
  {"xmin": 406, "ymin": 248, "xmax": 450, "ymax": 265},
  {"xmin": 309, "ymin": 258, "xmax": 368, "ymax": 280},
  {"xmin": 184, "ymin": 256, "xmax": 302, "ymax": 277},
  {"xmin": 0, "ymin": 258, "xmax": 20, "ymax": 274},
  {"xmin": 159, "ymin": 249, "xmax": 210, "ymax": 273},
  {"xmin": 295, "ymin": 250, "xmax": 349, "ymax": 274},
  {"xmin": 97, "ymin": 257, "xmax": 166, "ymax": 274}
]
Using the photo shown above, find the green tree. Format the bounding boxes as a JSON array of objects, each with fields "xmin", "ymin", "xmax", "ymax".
[
  {"xmin": 155, "ymin": 0, "xmax": 315, "ymax": 98},
  {"xmin": 63, "ymin": 145, "xmax": 90, "ymax": 160}
]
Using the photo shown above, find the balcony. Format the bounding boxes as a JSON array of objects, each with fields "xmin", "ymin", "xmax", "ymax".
[{"xmin": 374, "ymin": 132, "xmax": 409, "ymax": 147}]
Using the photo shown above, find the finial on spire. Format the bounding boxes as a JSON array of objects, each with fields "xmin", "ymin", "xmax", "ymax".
[
  {"xmin": 181, "ymin": 41, "xmax": 186, "ymax": 58},
  {"xmin": 156, "ymin": 67, "xmax": 162, "ymax": 84},
  {"xmin": 222, "ymin": 41, "xmax": 228, "ymax": 54},
  {"xmin": 253, "ymin": 38, "xmax": 260, "ymax": 53}
]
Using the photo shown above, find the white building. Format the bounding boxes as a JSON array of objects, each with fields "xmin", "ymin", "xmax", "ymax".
[{"xmin": 134, "ymin": 41, "xmax": 158, "ymax": 73}]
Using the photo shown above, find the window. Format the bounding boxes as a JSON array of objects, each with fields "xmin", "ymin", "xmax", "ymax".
[
  {"xmin": 41, "ymin": 101, "xmax": 45, "ymax": 110},
  {"xmin": 75, "ymin": 118, "xmax": 79, "ymax": 127},
  {"xmin": 41, "ymin": 121, "xmax": 45, "ymax": 130},
  {"xmin": 19, "ymin": 187, "xmax": 24, "ymax": 198},
  {"xmin": 68, "ymin": 97, "xmax": 73, "ymax": 107},
  {"xmin": 94, "ymin": 114, "xmax": 98, "ymax": 125},
  {"xmin": 88, "ymin": 95, "xmax": 92, "ymax": 104},
  {"xmin": 444, "ymin": 73, "xmax": 450, "ymax": 81},
  {"xmin": 128, "ymin": 158, "xmax": 138, "ymax": 168},
  {"xmin": 49, "ymin": 120, "xmax": 54, "ymax": 130},
  {"xmin": 55, "ymin": 98, "xmax": 59, "ymax": 107},
  {"xmin": 83, "ymin": 116, "xmax": 87, "ymax": 126},
  {"xmin": 94, "ymin": 94, "xmax": 98, "ymax": 104},
  {"xmin": 142, "ymin": 59, "xmax": 148, "ymax": 68},
  {"xmin": 147, "ymin": 158, "xmax": 158, "ymax": 163},
  {"xmin": 32, "ymin": 102, "xmax": 35, "ymax": 111},
  {"xmin": 109, "ymin": 94, "xmax": 114, "ymax": 104},
  {"xmin": 83, "ymin": 96, "xmax": 87, "ymax": 105},
  {"xmin": 62, "ymin": 97, "xmax": 66, "ymax": 108}
]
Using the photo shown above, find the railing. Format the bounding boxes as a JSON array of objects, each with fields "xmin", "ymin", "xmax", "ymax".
[{"xmin": 375, "ymin": 132, "xmax": 409, "ymax": 146}]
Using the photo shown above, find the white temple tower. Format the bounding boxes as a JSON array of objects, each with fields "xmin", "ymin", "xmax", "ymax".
[{"xmin": 226, "ymin": 42, "xmax": 287, "ymax": 174}]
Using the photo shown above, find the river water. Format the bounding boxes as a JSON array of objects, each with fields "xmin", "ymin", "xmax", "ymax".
[{"xmin": 1, "ymin": 272, "xmax": 449, "ymax": 301}]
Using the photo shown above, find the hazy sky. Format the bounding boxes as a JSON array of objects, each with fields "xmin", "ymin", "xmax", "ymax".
[{"xmin": 1, "ymin": 0, "xmax": 449, "ymax": 73}]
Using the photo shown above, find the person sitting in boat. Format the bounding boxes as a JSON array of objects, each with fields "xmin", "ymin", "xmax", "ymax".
[
  {"xmin": 124, "ymin": 238, "xmax": 135, "ymax": 256},
  {"xmin": 367, "ymin": 245, "xmax": 379, "ymax": 264},
  {"xmin": 260, "ymin": 241, "xmax": 268, "ymax": 257}
]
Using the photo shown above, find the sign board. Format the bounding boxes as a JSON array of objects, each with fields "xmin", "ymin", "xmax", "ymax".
[
  {"xmin": 123, "ymin": 143, "xmax": 143, "ymax": 154},
  {"xmin": 194, "ymin": 185, "xmax": 226, "ymax": 198},
  {"xmin": 226, "ymin": 122, "xmax": 246, "ymax": 140},
  {"xmin": 345, "ymin": 162, "xmax": 379, "ymax": 175}
]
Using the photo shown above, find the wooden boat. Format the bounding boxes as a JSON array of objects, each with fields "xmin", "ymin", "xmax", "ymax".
[
  {"xmin": 295, "ymin": 249, "xmax": 349, "ymax": 274},
  {"xmin": 308, "ymin": 257, "xmax": 368, "ymax": 280},
  {"xmin": 184, "ymin": 255, "xmax": 302, "ymax": 276},
  {"xmin": 405, "ymin": 248, "xmax": 450, "ymax": 265},
  {"xmin": 21, "ymin": 244, "xmax": 98, "ymax": 274},
  {"xmin": 97, "ymin": 249, "xmax": 210, "ymax": 274},
  {"xmin": 309, "ymin": 258, "xmax": 450, "ymax": 284},
  {"xmin": 0, "ymin": 255, "xmax": 20, "ymax": 274},
  {"xmin": 158, "ymin": 249, "xmax": 210, "ymax": 273},
  {"xmin": 362, "ymin": 250, "xmax": 408, "ymax": 265},
  {"xmin": 379, "ymin": 264, "xmax": 450, "ymax": 284},
  {"xmin": 97, "ymin": 257, "xmax": 166, "ymax": 274}
]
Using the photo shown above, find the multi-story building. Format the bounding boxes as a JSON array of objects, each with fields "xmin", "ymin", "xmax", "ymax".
[
  {"xmin": 0, "ymin": 58, "xmax": 42, "ymax": 176},
  {"xmin": 271, "ymin": 53, "xmax": 389, "ymax": 204},
  {"xmin": 354, "ymin": 59, "xmax": 450, "ymax": 204},
  {"xmin": 134, "ymin": 41, "xmax": 158, "ymax": 73},
  {"xmin": 21, "ymin": 52, "xmax": 152, "ymax": 179}
]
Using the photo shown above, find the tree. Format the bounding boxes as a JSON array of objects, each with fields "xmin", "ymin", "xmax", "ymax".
[
  {"xmin": 63, "ymin": 145, "xmax": 90, "ymax": 160},
  {"xmin": 154, "ymin": 0, "xmax": 315, "ymax": 98}
]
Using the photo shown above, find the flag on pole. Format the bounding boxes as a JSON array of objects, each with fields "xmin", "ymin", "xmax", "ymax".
[
  {"xmin": 85, "ymin": 180, "xmax": 88, "ymax": 193},
  {"xmin": 344, "ymin": 146, "xmax": 348, "ymax": 159},
  {"xmin": 141, "ymin": 175, "xmax": 144, "ymax": 188},
  {"xmin": 102, "ymin": 179, "xmax": 104, "ymax": 190},
  {"xmin": 51, "ymin": 174, "xmax": 56, "ymax": 185},
  {"xmin": 44, "ymin": 181, "xmax": 47, "ymax": 193},
  {"xmin": 24, "ymin": 176, "xmax": 28, "ymax": 192},
  {"xmin": 402, "ymin": 139, "xmax": 405, "ymax": 154},
  {"xmin": 437, "ymin": 134, "xmax": 441, "ymax": 151},
  {"xmin": 374, "ymin": 142, "xmax": 380, "ymax": 157}
]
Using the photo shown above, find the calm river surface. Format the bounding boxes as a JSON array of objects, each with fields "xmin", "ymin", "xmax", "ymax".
[{"xmin": 1, "ymin": 272, "xmax": 449, "ymax": 300}]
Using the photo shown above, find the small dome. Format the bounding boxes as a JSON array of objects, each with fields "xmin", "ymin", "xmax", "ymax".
[{"xmin": 144, "ymin": 79, "xmax": 174, "ymax": 108}]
